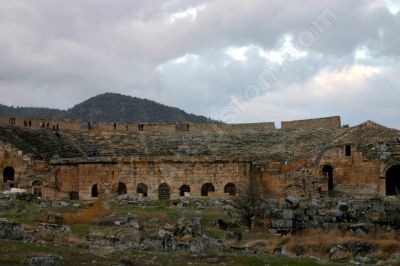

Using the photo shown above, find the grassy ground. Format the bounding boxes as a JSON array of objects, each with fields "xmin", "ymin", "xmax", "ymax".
[
  {"xmin": 0, "ymin": 240, "xmax": 345, "ymax": 266},
  {"xmin": 1, "ymin": 198, "xmax": 399, "ymax": 265}
]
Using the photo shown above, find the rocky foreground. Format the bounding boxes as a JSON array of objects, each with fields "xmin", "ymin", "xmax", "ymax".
[{"xmin": 0, "ymin": 192, "xmax": 400, "ymax": 265}]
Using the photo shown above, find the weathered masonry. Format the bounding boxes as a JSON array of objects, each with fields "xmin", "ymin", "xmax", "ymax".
[{"xmin": 0, "ymin": 116, "xmax": 399, "ymax": 200}]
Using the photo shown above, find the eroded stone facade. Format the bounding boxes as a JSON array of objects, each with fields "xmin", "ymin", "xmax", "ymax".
[{"xmin": 0, "ymin": 116, "xmax": 399, "ymax": 200}]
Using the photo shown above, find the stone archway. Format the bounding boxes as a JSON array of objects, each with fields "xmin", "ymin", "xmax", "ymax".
[
  {"xmin": 322, "ymin": 165, "xmax": 333, "ymax": 191},
  {"xmin": 224, "ymin": 183, "xmax": 236, "ymax": 196},
  {"xmin": 118, "ymin": 182, "xmax": 127, "ymax": 195},
  {"xmin": 386, "ymin": 165, "xmax": 400, "ymax": 196},
  {"xmin": 32, "ymin": 180, "xmax": 43, "ymax": 197},
  {"xmin": 3, "ymin": 167, "xmax": 15, "ymax": 188},
  {"xmin": 91, "ymin": 184, "xmax": 99, "ymax": 197},
  {"xmin": 180, "ymin": 184, "xmax": 190, "ymax": 197},
  {"xmin": 201, "ymin": 183, "xmax": 215, "ymax": 196},
  {"xmin": 159, "ymin": 183, "xmax": 170, "ymax": 200},
  {"xmin": 137, "ymin": 183, "xmax": 148, "ymax": 197}
]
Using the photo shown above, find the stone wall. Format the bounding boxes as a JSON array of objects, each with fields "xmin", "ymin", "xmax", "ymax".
[
  {"xmin": 0, "ymin": 116, "xmax": 276, "ymax": 133},
  {"xmin": 261, "ymin": 145, "xmax": 386, "ymax": 198},
  {"xmin": 0, "ymin": 115, "xmax": 399, "ymax": 200},
  {"xmin": 189, "ymin": 122, "xmax": 276, "ymax": 133},
  {"xmin": 52, "ymin": 157, "xmax": 250, "ymax": 200},
  {"xmin": 0, "ymin": 144, "xmax": 51, "ymax": 197},
  {"xmin": 281, "ymin": 116, "xmax": 341, "ymax": 129}
]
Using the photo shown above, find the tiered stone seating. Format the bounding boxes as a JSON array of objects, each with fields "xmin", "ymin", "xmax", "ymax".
[
  {"xmin": 2, "ymin": 120, "xmax": 398, "ymax": 164},
  {"xmin": 0, "ymin": 125, "xmax": 84, "ymax": 160}
]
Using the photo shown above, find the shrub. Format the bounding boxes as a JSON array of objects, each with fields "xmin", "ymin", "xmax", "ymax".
[
  {"xmin": 233, "ymin": 177, "xmax": 265, "ymax": 229},
  {"xmin": 64, "ymin": 198, "xmax": 109, "ymax": 225}
]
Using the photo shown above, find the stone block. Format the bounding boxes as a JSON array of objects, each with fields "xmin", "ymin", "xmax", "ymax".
[
  {"xmin": 283, "ymin": 209, "xmax": 293, "ymax": 220},
  {"xmin": 271, "ymin": 219, "xmax": 293, "ymax": 229}
]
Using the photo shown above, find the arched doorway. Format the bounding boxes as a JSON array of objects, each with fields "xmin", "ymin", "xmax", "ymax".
[
  {"xmin": 386, "ymin": 165, "xmax": 400, "ymax": 196},
  {"xmin": 118, "ymin": 182, "xmax": 127, "ymax": 195},
  {"xmin": 91, "ymin": 184, "xmax": 98, "ymax": 197},
  {"xmin": 137, "ymin": 183, "xmax": 148, "ymax": 197},
  {"xmin": 201, "ymin": 183, "xmax": 215, "ymax": 196},
  {"xmin": 224, "ymin": 183, "xmax": 236, "ymax": 196},
  {"xmin": 322, "ymin": 165, "xmax": 333, "ymax": 191},
  {"xmin": 3, "ymin": 167, "xmax": 15, "ymax": 188},
  {"xmin": 159, "ymin": 183, "xmax": 170, "ymax": 200},
  {"xmin": 32, "ymin": 180, "xmax": 43, "ymax": 197},
  {"xmin": 180, "ymin": 185, "xmax": 190, "ymax": 197}
]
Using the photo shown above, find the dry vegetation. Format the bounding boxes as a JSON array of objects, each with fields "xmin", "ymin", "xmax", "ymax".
[
  {"xmin": 260, "ymin": 229, "xmax": 400, "ymax": 260},
  {"xmin": 64, "ymin": 198, "xmax": 110, "ymax": 225}
]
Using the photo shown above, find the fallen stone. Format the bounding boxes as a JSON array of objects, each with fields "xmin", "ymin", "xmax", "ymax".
[
  {"xmin": 273, "ymin": 246, "xmax": 287, "ymax": 257},
  {"xmin": 10, "ymin": 188, "xmax": 27, "ymax": 194},
  {"xmin": 175, "ymin": 217, "xmax": 202, "ymax": 237},
  {"xmin": 346, "ymin": 240, "xmax": 374, "ymax": 255},
  {"xmin": 114, "ymin": 194, "xmax": 132, "ymax": 201},
  {"xmin": 283, "ymin": 209, "xmax": 293, "ymax": 220},
  {"xmin": 38, "ymin": 223, "xmax": 70, "ymax": 233},
  {"xmin": 349, "ymin": 223, "xmax": 369, "ymax": 233},
  {"xmin": 0, "ymin": 199, "xmax": 15, "ymax": 209},
  {"xmin": 51, "ymin": 201, "xmax": 70, "ymax": 207},
  {"xmin": 329, "ymin": 245, "xmax": 350, "ymax": 262},
  {"xmin": 285, "ymin": 197, "xmax": 299, "ymax": 209},
  {"xmin": 354, "ymin": 254, "xmax": 377, "ymax": 264},
  {"xmin": 271, "ymin": 219, "xmax": 293, "ymax": 231},
  {"xmin": 0, "ymin": 218, "xmax": 24, "ymax": 240},
  {"xmin": 21, "ymin": 255, "xmax": 63, "ymax": 266},
  {"xmin": 140, "ymin": 237, "xmax": 163, "ymax": 251}
]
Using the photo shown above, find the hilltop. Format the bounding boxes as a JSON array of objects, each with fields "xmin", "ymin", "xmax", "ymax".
[{"xmin": 0, "ymin": 93, "xmax": 217, "ymax": 123}]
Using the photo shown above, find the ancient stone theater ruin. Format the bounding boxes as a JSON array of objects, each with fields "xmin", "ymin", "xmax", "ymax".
[{"xmin": 0, "ymin": 116, "xmax": 399, "ymax": 200}]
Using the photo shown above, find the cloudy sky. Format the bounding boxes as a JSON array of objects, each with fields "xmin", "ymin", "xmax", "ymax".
[{"xmin": 0, "ymin": 0, "xmax": 399, "ymax": 128}]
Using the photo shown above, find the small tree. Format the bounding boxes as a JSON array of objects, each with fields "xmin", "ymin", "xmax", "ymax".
[{"xmin": 233, "ymin": 176, "xmax": 265, "ymax": 229}]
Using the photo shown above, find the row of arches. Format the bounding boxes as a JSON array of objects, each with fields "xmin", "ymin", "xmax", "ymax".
[
  {"xmin": 89, "ymin": 182, "xmax": 237, "ymax": 199},
  {"xmin": 2, "ymin": 164, "xmax": 399, "ymax": 198}
]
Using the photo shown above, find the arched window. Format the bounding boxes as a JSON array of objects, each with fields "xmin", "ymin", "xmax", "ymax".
[
  {"xmin": 159, "ymin": 183, "xmax": 170, "ymax": 200},
  {"xmin": 91, "ymin": 184, "xmax": 98, "ymax": 197},
  {"xmin": 180, "ymin": 185, "xmax": 191, "ymax": 197},
  {"xmin": 118, "ymin": 182, "xmax": 127, "ymax": 195},
  {"xmin": 322, "ymin": 165, "xmax": 333, "ymax": 192},
  {"xmin": 386, "ymin": 165, "xmax": 400, "ymax": 196},
  {"xmin": 201, "ymin": 183, "xmax": 215, "ymax": 196},
  {"xmin": 3, "ymin": 167, "xmax": 15, "ymax": 188},
  {"xmin": 137, "ymin": 183, "xmax": 148, "ymax": 197},
  {"xmin": 224, "ymin": 183, "xmax": 236, "ymax": 196}
]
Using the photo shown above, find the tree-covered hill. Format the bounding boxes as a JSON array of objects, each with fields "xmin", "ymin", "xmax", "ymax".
[{"xmin": 0, "ymin": 92, "xmax": 218, "ymax": 123}]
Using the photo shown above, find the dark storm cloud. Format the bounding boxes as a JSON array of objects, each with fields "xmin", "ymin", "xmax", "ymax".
[{"xmin": 0, "ymin": 0, "xmax": 398, "ymax": 127}]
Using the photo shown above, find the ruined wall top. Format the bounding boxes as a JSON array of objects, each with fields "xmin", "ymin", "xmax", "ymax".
[
  {"xmin": 0, "ymin": 116, "xmax": 277, "ymax": 133},
  {"xmin": 1, "ymin": 115, "xmax": 345, "ymax": 133},
  {"xmin": 281, "ymin": 116, "xmax": 341, "ymax": 130}
]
